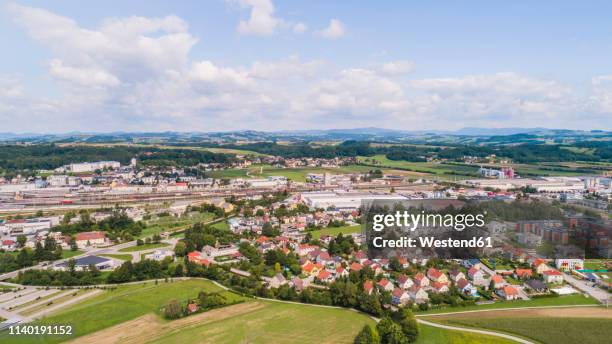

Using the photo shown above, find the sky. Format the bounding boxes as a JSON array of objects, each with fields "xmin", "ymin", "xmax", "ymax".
[{"xmin": 1, "ymin": 0, "xmax": 611, "ymax": 133}]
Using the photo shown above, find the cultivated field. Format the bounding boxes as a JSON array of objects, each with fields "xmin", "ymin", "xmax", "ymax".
[
  {"xmin": 430, "ymin": 307, "xmax": 612, "ymax": 344},
  {"xmin": 75, "ymin": 300, "xmax": 376, "ymax": 344},
  {"xmin": 0, "ymin": 279, "xmax": 245, "ymax": 344}
]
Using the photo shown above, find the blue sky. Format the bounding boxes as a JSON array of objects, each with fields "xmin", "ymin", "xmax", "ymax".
[{"xmin": 1, "ymin": 0, "xmax": 611, "ymax": 132}]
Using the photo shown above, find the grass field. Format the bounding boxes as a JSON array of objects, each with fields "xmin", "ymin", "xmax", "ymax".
[
  {"xmin": 415, "ymin": 323, "xmax": 516, "ymax": 344},
  {"xmin": 358, "ymin": 155, "xmax": 478, "ymax": 180},
  {"xmin": 0, "ymin": 280, "xmax": 245, "ymax": 343},
  {"xmin": 441, "ymin": 317, "xmax": 611, "ymax": 344},
  {"xmin": 140, "ymin": 212, "xmax": 216, "ymax": 238},
  {"xmin": 418, "ymin": 294, "xmax": 600, "ymax": 314},
  {"xmin": 118, "ymin": 243, "xmax": 169, "ymax": 252},
  {"xmin": 148, "ymin": 301, "xmax": 375, "ymax": 344},
  {"xmin": 310, "ymin": 225, "xmax": 361, "ymax": 239},
  {"xmin": 61, "ymin": 250, "xmax": 84, "ymax": 259},
  {"xmin": 99, "ymin": 254, "xmax": 134, "ymax": 261}
]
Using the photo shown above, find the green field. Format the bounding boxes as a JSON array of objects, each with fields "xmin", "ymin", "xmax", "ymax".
[
  {"xmin": 140, "ymin": 212, "xmax": 217, "ymax": 238},
  {"xmin": 118, "ymin": 242, "xmax": 169, "ymax": 252},
  {"xmin": 99, "ymin": 253, "xmax": 134, "ymax": 261},
  {"xmin": 358, "ymin": 155, "xmax": 478, "ymax": 180},
  {"xmin": 416, "ymin": 323, "xmax": 516, "ymax": 344},
  {"xmin": 441, "ymin": 317, "xmax": 611, "ymax": 344},
  {"xmin": 0, "ymin": 279, "xmax": 245, "ymax": 343},
  {"xmin": 149, "ymin": 300, "xmax": 375, "ymax": 344},
  {"xmin": 310, "ymin": 225, "xmax": 361, "ymax": 239},
  {"xmin": 61, "ymin": 250, "xmax": 84, "ymax": 259},
  {"xmin": 207, "ymin": 164, "xmax": 408, "ymax": 182},
  {"xmin": 418, "ymin": 294, "xmax": 600, "ymax": 314}
]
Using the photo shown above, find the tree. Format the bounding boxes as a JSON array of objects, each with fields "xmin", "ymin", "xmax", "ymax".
[
  {"xmin": 376, "ymin": 317, "xmax": 407, "ymax": 344},
  {"xmin": 354, "ymin": 324, "xmax": 380, "ymax": 344},
  {"xmin": 174, "ymin": 241, "xmax": 187, "ymax": 257},
  {"xmin": 396, "ymin": 309, "xmax": 419, "ymax": 343},
  {"xmin": 164, "ymin": 299, "xmax": 182, "ymax": 319},
  {"xmin": 69, "ymin": 237, "xmax": 78, "ymax": 251},
  {"xmin": 16, "ymin": 235, "xmax": 27, "ymax": 248}
]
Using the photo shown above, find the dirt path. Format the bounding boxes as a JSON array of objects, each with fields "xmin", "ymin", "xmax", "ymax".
[{"xmin": 68, "ymin": 301, "xmax": 265, "ymax": 344}]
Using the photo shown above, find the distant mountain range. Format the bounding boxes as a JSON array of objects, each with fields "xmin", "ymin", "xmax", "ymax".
[{"xmin": 0, "ymin": 127, "xmax": 610, "ymax": 144}]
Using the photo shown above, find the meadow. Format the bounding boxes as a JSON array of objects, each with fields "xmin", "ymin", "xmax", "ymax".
[
  {"xmin": 441, "ymin": 317, "xmax": 611, "ymax": 344},
  {"xmin": 309, "ymin": 224, "xmax": 362, "ymax": 239},
  {"xmin": 417, "ymin": 294, "xmax": 600, "ymax": 315},
  {"xmin": 0, "ymin": 279, "xmax": 245, "ymax": 344}
]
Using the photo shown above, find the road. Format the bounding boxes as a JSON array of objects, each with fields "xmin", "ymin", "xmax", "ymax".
[{"xmin": 562, "ymin": 271, "xmax": 611, "ymax": 304}]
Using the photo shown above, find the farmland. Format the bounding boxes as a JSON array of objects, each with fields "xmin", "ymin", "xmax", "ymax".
[
  {"xmin": 430, "ymin": 307, "xmax": 612, "ymax": 344},
  {"xmin": 415, "ymin": 323, "xmax": 516, "ymax": 344},
  {"xmin": 0, "ymin": 279, "xmax": 246, "ymax": 344}
]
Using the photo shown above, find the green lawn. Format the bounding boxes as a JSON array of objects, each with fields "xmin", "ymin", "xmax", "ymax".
[
  {"xmin": 358, "ymin": 155, "xmax": 478, "ymax": 180},
  {"xmin": 310, "ymin": 225, "xmax": 362, "ymax": 239},
  {"xmin": 61, "ymin": 250, "xmax": 84, "ymax": 259},
  {"xmin": 211, "ymin": 220, "xmax": 230, "ymax": 231},
  {"xmin": 99, "ymin": 253, "xmax": 134, "ymax": 261},
  {"xmin": 417, "ymin": 294, "xmax": 600, "ymax": 315},
  {"xmin": 149, "ymin": 300, "xmax": 375, "ymax": 344},
  {"xmin": 415, "ymin": 323, "xmax": 516, "ymax": 344},
  {"xmin": 140, "ymin": 212, "xmax": 216, "ymax": 238},
  {"xmin": 0, "ymin": 279, "xmax": 246, "ymax": 344},
  {"xmin": 441, "ymin": 317, "xmax": 612, "ymax": 344},
  {"xmin": 118, "ymin": 243, "xmax": 169, "ymax": 252}
]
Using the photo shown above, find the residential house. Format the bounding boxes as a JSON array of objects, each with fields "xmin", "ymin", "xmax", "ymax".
[
  {"xmin": 188, "ymin": 251, "xmax": 212, "ymax": 266},
  {"xmin": 363, "ymin": 280, "xmax": 374, "ymax": 295},
  {"xmin": 491, "ymin": 275, "xmax": 506, "ymax": 289},
  {"xmin": 497, "ymin": 285, "xmax": 519, "ymax": 300},
  {"xmin": 427, "ymin": 268, "xmax": 449, "ymax": 284},
  {"xmin": 414, "ymin": 273, "xmax": 430, "ymax": 287},
  {"xmin": 514, "ymin": 268, "xmax": 533, "ymax": 279},
  {"xmin": 144, "ymin": 249, "xmax": 175, "ymax": 262},
  {"xmin": 397, "ymin": 274, "xmax": 414, "ymax": 290},
  {"xmin": 392, "ymin": 288, "xmax": 411, "ymax": 306},
  {"xmin": 317, "ymin": 270, "xmax": 334, "ymax": 283},
  {"xmin": 431, "ymin": 281, "xmax": 450, "ymax": 294},
  {"xmin": 74, "ymin": 231, "xmax": 106, "ymax": 248},
  {"xmin": 457, "ymin": 278, "xmax": 478, "ymax": 296},
  {"xmin": 350, "ymin": 262, "xmax": 363, "ymax": 272},
  {"xmin": 468, "ymin": 266, "xmax": 489, "ymax": 288},
  {"xmin": 408, "ymin": 286, "xmax": 429, "ymax": 304},
  {"xmin": 524, "ymin": 279, "xmax": 547, "ymax": 293},
  {"xmin": 449, "ymin": 269, "xmax": 466, "ymax": 283},
  {"xmin": 265, "ymin": 273, "xmax": 287, "ymax": 288},
  {"xmin": 377, "ymin": 278, "xmax": 395, "ymax": 293},
  {"xmin": 532, "ymin": 259, "xmax": 551, "ymax": 274},
  {"xmin": 543, "ymin": 270, "xmax": 564, "ymax": 284}
]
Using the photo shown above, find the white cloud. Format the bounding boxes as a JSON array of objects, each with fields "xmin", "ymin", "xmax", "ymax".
[
  {"xmin": 2, "ymin": 4, "xmax": 610, "ymax": 131},
  {"xmin": 292, "ymin": 22, "xmax": 307, "ymax": 33},
  {"xmin": 49, "ymin": 59, "xmax": 120, "ymax": 87},
  {"xmin": 380, "ymin": 60, "xmax": 415, "ymax": 76},
  {"xmin": 236, "ymin": 0, "xmax": 279, "ymax": 35},
  {"xmin": 317, "ymin": 19, "xmax": 345, "ymax": 39}
]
